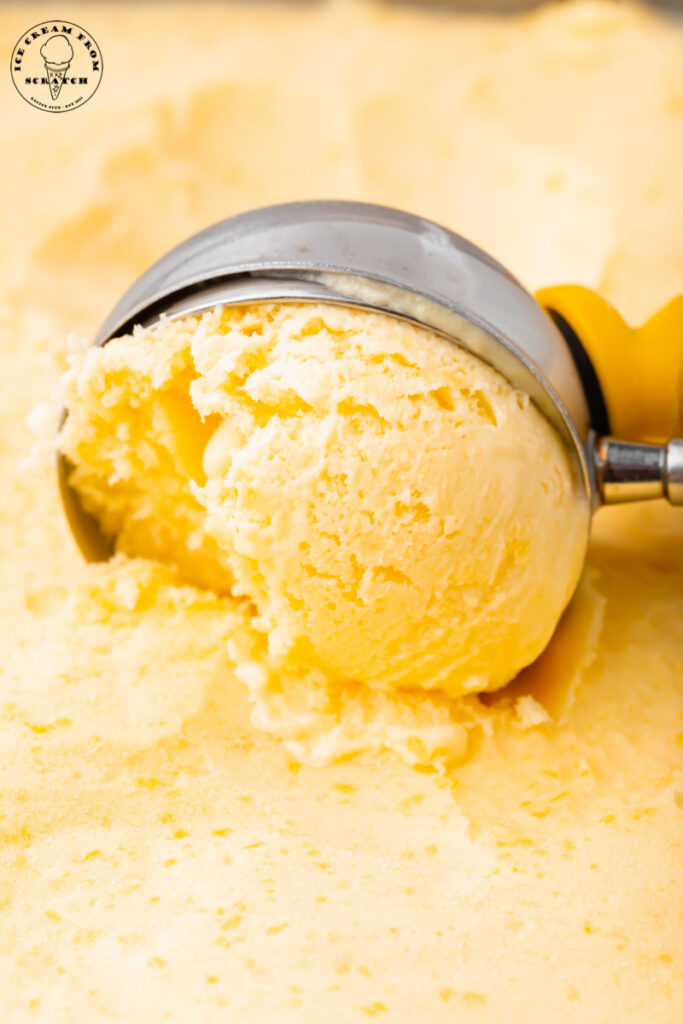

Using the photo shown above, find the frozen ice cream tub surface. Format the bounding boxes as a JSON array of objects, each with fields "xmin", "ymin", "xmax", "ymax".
[{"xmin": 2, "ymin": 1, "xmax": 683, "ymax": 1021}]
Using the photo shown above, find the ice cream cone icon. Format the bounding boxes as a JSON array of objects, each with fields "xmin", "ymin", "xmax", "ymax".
[{"xmin": 40, "ymin": 36, "xmax": 74, "ymax": 101}]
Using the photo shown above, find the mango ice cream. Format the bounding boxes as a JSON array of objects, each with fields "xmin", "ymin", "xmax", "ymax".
[
  {"xmin": 58, "ymin": 301, "xmax": 587, "ymax": 745},
  {"xmin": 2, "ymin": 1, "xmax": 682, "ymax": 1021}
]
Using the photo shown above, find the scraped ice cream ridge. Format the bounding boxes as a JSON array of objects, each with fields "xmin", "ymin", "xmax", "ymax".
[
  {"xmin": 58, "ymin": 302, "xmax": 587, "ymax": 763},
  {"xmin": 3, "ymin": 1, "xmax": 683, "ymax": 1021}
]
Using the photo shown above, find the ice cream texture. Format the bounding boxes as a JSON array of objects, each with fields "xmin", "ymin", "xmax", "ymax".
[
  {"xmin": 59, "ymin": 301, "xmax": 587, "ymax": 715},
  {"xmin": 3, "ymin": 1, "xmax": 683, "ymax": 1021}
]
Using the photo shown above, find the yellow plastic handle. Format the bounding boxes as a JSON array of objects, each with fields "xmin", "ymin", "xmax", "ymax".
[{"xmin": 535, "ymin": 285, "xmax": 683, "ymax": 444}]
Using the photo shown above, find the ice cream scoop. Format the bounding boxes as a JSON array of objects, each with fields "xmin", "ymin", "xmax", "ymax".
[{"xmin": 57, "ymin": 201, "xmax": 682, "ymax": 685}]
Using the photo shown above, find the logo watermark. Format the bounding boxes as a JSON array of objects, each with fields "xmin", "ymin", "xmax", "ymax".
[{"xmin": 11, "ymin": 21, "xmax": 103, "ymax": 113}]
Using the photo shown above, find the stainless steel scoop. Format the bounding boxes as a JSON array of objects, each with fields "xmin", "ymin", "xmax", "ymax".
[{"xmin": 58, "ymin": 200, "xmax": 682, "ymax": 561}]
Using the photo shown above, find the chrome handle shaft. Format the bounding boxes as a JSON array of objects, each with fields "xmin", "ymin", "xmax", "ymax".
[{"xmin": 594, "ymin": 436, "xmax": 683, "ymax": 505}]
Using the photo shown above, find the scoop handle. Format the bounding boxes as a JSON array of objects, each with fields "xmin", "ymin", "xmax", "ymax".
[{"xmin": 535, "ymin": 285, "xmax": 683, "ymax": 505}]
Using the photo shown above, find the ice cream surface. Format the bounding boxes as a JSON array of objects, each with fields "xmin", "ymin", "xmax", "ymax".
[{"xmin": 2, "ymin": 1, "xmax": 683, "ymax": 1021}]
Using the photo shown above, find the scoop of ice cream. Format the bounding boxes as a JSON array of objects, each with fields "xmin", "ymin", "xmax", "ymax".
[
  {"xmin": 59, "ymin": 302, "xmax": 588, "ymax": 699},
  {"xmin": 40, "ymin": 34, "xmax": 74, "ymax": 68}
]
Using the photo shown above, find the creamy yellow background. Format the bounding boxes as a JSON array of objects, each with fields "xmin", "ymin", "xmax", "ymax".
[{"xmin": 1, "ymin": 2, "xmax": 682, "ymax": 1021}]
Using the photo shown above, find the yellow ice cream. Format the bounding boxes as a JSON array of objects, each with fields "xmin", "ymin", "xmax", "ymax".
[
  {"xmin": 59, "ymin": 301, "xmax": 586, "ymax": 714},
  {"xmin": 2, "ymin": 1, "xmax": 682, "ymax": 1021}
]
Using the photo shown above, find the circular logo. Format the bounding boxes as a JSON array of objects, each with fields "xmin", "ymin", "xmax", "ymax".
[{"xmin": 10, "ymin": 21, "xmax": 103, "ymax": 113}]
